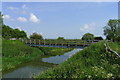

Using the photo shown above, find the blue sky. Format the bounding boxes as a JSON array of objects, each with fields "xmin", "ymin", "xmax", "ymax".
[{"xmin": 2, "ymin": 2, "xmax": 118, "ymax": 39}]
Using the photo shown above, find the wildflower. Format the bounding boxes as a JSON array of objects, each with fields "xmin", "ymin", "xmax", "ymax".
[{"xmin": 107, "ymin": 73, "xmax": 113, "ymax": 78}]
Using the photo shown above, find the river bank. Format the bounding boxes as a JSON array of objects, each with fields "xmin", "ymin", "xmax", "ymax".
[
  {"xmin": 35, "ymin": 41, "xmax": 120, "ymax": 79},
  {"xmin": 2, "ymin": 49, "xmax": 81, "ymax": 78},
  {"xmin": 2, "ymin": 39, "xmax": 73, "ymax": 72}
]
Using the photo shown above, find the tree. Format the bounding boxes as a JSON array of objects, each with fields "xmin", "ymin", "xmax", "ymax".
[
  {"xmin": 0, "ymin": 12, "xmax": 3, "ymax": 35},
  {"xmin": 94, "ymin": 36, "xmax": 103, "ymax": 40},
  {"xmin": 82, "ymin": 33, "xmax": 94, "ymax": 40},
  {"xmin": 19, "ymin": 31, "xmax": 27, "ymax": 38},
  {"xmin": 1, "ymin": 13, "xmax": 27, "ymax": 39},
  {"xmin": 30, "ymin": 32, "xmax": 43, "ymax": 39},
  {"xmin": 2, "ymin": 25, "xmax": 27, "ymax": 39},
  {"xmin": 104, "ymin": 19, "xmax": 120, "ymax": 42},
  {"xmin": 57, "ymin": 37, "xmax": 65, "ymax": 40}
]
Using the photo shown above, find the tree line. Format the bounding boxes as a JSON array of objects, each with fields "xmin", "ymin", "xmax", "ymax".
[
  {"xmin": 0, "ymin": 12, "xmax": 120, "ymax": 42},
  {"xmin": 2, "ymin": 25, "xmax": 27, "ymax": 39}
]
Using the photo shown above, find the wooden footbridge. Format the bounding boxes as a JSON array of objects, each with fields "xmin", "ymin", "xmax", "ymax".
[{"xmin": 20, "ymin": 39, "xmax": 102, "ymax": 48}]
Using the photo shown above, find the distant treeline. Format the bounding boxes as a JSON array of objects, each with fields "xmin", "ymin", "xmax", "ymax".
[
  {"xmin": 1, "ymin": 12, "xmax": 120, "ymax": 42},
  {"xmin": 2, "ymin": 25, "xmax": 27, "ymax": 39},
  {"xmin": 0, "ymin": 12, "xmax": 27, "ymax": 39}
]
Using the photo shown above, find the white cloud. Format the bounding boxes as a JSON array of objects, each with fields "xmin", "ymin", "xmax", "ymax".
[
  {"xmin": 3, "ymin": 15, "xmax": 10, "ymax": 19},
  {"xmin": 29, "ymin": 13, "xmax": 40, "ymax": 23},
  {"xmin": 3, "ymin": 15, "xmax": 14, "ymax": 21},
  {"xmin": 17, "ymin": 17, "xmax": 27, "ymax": 22},
  {"xmin": 16, "ymin": 27, "xmax": 22, "ymax": 31},
  {"xmin": 80, "ymin": 23, "xmax": 96, "ymax": 32},
  {"xmin": 8, "ymin": 6, "xmax": 18, "ymax": 10},
  {"xmin": 22, "ymin": 4, "xmax": 29, "ymax": 10}
]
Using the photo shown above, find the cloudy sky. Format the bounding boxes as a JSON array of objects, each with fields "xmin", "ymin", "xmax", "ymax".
[{"xmin": 2, "ymin": 2, "xmax": 118, "ymax": 39}]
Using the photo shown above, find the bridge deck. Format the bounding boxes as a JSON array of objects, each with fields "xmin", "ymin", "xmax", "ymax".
[{"xmin": 20, "ymin": 39, "xmax": 102, "ymax": 48}]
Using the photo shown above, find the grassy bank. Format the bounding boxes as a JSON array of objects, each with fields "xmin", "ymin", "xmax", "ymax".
[
  {"xmin": 108, "ymin": 42, "xmax": 120, "ymax": 54},
  {"xmin": 2, "ymin": 39, "xmax": 44, "ymax": 71},
  {"xmin": 2, "ymin": 39, "xmax": 73, "ymax": 71},
  {"xmin": 35, "ymin": 41, "xmax": 120, "ymax": 79},
  {"xmin": 37, "ymin": 47, "xmax": 73, "ymax": 56}
]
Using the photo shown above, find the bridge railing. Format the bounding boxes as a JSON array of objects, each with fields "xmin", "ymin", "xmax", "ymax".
[{"xmin": 19, "ymin": 39, "xmax": 103, "ymax": 47}]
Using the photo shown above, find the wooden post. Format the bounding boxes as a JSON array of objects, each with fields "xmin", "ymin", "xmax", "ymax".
[
  {"xmin": 76, "ymin": 40, "xmax": 77, "ymax": 48},
  {"xmin": 55, "ymin": 40, "xmax": 57, "ymax": 46},
  {"xmin": 68, "ymin": 40, "xmax": 70, "ymax": 48},
  {"xmin": 49, "ymin": 40, "xmax": 51, "ymax": 45},
  {"xmin": 30, "ymin": 39, "xmax": 31, "ymax": 44},
  {"xmin": 25, "ymin": 39, "xmax": 27, "ymax": 44},
  {"xmin": 92, "ymin": 40, "xmax": 93, "ymax": 44},
  {"xmin": 22, "ymin": 39, "xmax": 24, "ymax": 42},
  {"xmin": 44, "ymin": 39, "xmax": 45, "ymax": 45},
  {"xmin": 83, "ymin": 40, "xmax": 85, "ymax": 47},
  {"xmin": 39, "ymin": 40, "xmax": 40, "ymax": 45},
  {"xmin": 34, "ymin": 39, "xmax": 35, "ymax": 44},
  {"xmin": 62, "ymin": 41, "xmax": 63, "ymax": 46}
]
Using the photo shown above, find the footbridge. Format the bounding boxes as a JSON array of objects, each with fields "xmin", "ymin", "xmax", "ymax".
[{"xmin": 20, "ymin": 39, "xmax": 102, "ymax": 48}]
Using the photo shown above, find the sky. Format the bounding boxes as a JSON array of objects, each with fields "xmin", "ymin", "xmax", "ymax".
[
  {"xmin": 1, "ymin": 0, "xmax": 119, "ymax": 2},
  {"xmin": 2, "ymin": 2, "xmax": 118, "ymax": 39}
]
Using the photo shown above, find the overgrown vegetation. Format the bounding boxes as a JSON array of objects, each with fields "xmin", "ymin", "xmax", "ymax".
[
  {"xmin": 82, "ymin": 33, "xmax": 94, "ymax": 40},
  {"xmin": 35, "ymin": 41, "xmax": 120, "ymax": 79},
  {"xmin": 2, "ymin": 39, "xmax": 44, "ymax": 71},
  {"xmin": 30, "ymin": 32, "xmax": 43, "ymax": 40},
  {"xmin": 37, "ymin": 47, "xmax": 73, "ymax": 56},
  {"xmin": 108, "ymin": 42, "xmax": 120, "ymax": 54},
  {"xmin": 2, "ymin": 39, "xmax": 72, "ymax": 71},
  {"xmin": 2, "ymin": 25, "xmax": 27, "ymax": 39},
  {"xmin": 104, "ymin": 19, "xmax": 120, "ymax": 42}
]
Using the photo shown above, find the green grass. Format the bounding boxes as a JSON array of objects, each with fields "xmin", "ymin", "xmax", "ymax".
[
  {"xmin": 37, "ymin": 47, "xmax": 73, "ymax": 56},
  {"xmin": 108, "ymin": 42, "xmax": 120, "ymax": 54},
  {"xmin": 2, "ymin": 39, "xmax": 73, "ymax": 71},
  {"xmin": 35, "ymin": 41, "xmax": 120, "ymax": 79},
  {"xmin": 2, "ymin": 39, "xmax": 44, "ymax": 71}
]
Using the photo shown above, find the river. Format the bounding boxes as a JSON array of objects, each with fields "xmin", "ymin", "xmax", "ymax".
[{"xmin": 2, "ymin": 48, "xmax": 82, "ymax": 78}]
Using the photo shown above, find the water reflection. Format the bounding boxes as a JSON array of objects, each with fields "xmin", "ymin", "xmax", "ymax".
[
  {"xmin": 3, "ymin": 48, "xmax": 82, "ymax": 78},
  {"xmin": 42, "ymin": 49, "xmax": 81, "ymax": 64},
  {"xmin": 3, "ymin": 66, "xmax": 49, "ymax": 78}
]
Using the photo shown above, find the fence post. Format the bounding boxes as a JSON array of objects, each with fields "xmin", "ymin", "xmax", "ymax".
[
  {"xmin": 76, "ymin": 40, "xmax": 77, "ymax": 48},
  {"xmin": 62, "ymin": 41, "xmax": 63, "ymax": 47},
  {"xmin": 55, "ymin": 40, "xmax": 57, "ymax": 46},
  {"xmin": 34, "ymin": 39, "xmax": 36, "ymax": 44},
  {"xmin": 39, "ymin": 40, "xmax": 40, "ymax": 45},
  {"xmin": 49, "ymin": 40, "xmax": 51, "ymax": 45},
  {"xmin": 44, "ymin": 39, "xmax": 45, "ymax": 45},
  {"xmin": 25, "ymin": 39, "xmax": 27, "ymax": 44},
  {"xmin": 30, "ymin": 39, "xmax": 31, "ymax": 44},
  {"xmin": 21, "ymin": 39, "xmax": 24, "ymax": 42}
]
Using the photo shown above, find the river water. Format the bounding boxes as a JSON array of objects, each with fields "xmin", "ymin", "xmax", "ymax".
[{"xmin": 2, "ymin": 48, "xmax": 82, "ymax": 78}]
